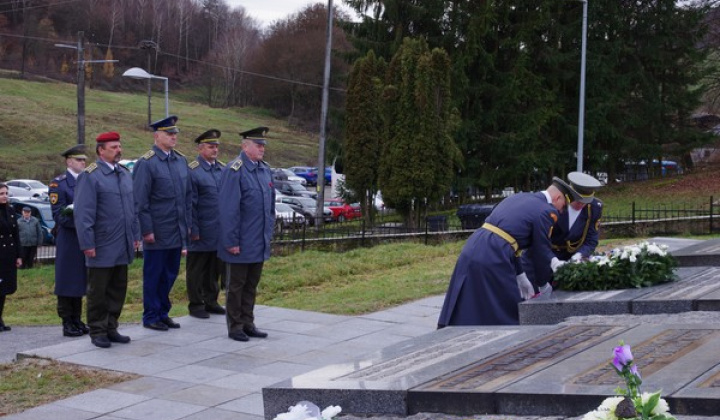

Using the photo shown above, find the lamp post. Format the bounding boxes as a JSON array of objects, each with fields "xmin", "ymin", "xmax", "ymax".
[
  {"xmin": 577, "ymin": 0, "xmax": 588, "ymax": 172},
  {"xmin": 139, "ymin": 41, "xmax": 158, "ymax": 127},
  {"xmin": 122, "ymin": 67, "xmax": 169, "ymax": 119},
  {"xmin": 315, "ymin": 0, "xmax": 334, "ymax": 228}
]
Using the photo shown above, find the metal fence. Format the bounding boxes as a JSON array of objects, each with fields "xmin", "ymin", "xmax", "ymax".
[{"xmin": 31, "ymin": 196, "xmax": 720, "ymax": 264}]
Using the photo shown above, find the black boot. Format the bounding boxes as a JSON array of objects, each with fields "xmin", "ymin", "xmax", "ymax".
[
  {"xmin": 62, "ymin": 318, "xmax": 83, "ymax": 337},
  {"xmin": 73, "ymin": 317, "xmax": 89, "ymax": 335}
]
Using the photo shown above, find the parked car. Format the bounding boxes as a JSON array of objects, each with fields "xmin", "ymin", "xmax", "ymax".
[
  {"xmin": 276, "ymin": 181, "xmax": 317, "ymax": 199},
  {"xmin": 288, "ymin": 166, "xmax": 318, "ymax": 186},
  {"xmin": 275, "ymin": 168, "xmax": 306, "ymax": 186},
  {"xmin": 6, "ymin": 179, "xmax": 49, "ymax": 199},
  {"xmin": 9, "ymin": 198, "xmax": 55, "ymax": 245},
  {"xmin": 119, "ymin": 159, "xmax": 137, "ymax": 173},
  {"xmin": 277, "ymin": 196, "xmax": 332, "ymax": 225},
  {"xmin": 275, "ymin": 202, "xmax": 306, "ymax": 230},
  {"xmin": 324, "ymin": 198, "xmax": 362, "ymax": 222}
]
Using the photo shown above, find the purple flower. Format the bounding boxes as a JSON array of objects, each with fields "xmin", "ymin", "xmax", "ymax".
[
  {"xmin": 630, "ymin": 364, "xmax": 641, "ymax": 379},
  {"xmin": 612, "ymin": 344, "xmax": 633, "ymax": 371}
]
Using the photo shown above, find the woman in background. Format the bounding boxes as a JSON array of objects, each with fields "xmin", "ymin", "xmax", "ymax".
[{"xmin": 0, "ymin": 182, "xmax": 22, "ymax": 331}]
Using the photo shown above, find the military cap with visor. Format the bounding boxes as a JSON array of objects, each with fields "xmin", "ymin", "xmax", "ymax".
[
  {"xmin": 149, "ymin": 115, "xmax": 180, "ymax": 134},
  {"xmin": 239, "ymin": 126, "xmax": 269, "ymax": 145},
  {"xmin": 61, "ymin": 144, "xmax": 87, "ymax": 160},
  {"xmin": 194, "ymin": 129, "xmax": 221, "ymax": 145},
  {"xmin": 567, "ymin": 171, "xmax": 602, "ymax": 204}
]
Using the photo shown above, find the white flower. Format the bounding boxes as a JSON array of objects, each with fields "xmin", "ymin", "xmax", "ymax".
[
  {"xmin": 599, "ymin": 396, "xmax": 624, "ymax": 412},
  {"xmin": 274, "ymin": 404, "xmax": 313, "ymax": 420},
  {"xmin": 321, "ymin": 405, "xmax": 342, "ymax": 420},
  {"xmin": 581, "ymin": 409, "xmax": 611, "ymax": 420},
  {"xmin": 640, "ymin": 392, "xmax": 670, "ymax": 415},
  {"xmin": 645, "ymin": 243, "xmax": 666, "ymax": 257},
  {"xmin": 629, "ymin": 255, "xmax": 637, "ymax": 263}
]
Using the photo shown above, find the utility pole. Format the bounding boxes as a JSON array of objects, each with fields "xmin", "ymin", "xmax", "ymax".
[
  {"xmin": 76, "ymin": 31, "xmax": 85, "ymax": 144},
  {"xmin": 315, "ymin": 0, "xmax": 334, "ymax": 228},
  {"xmin": 56, "ymin": 31, "xmax": 118, "ymax": 145},
  {"xmin": 139, "ymin": 40, "xmax": 158, "ymax": 129}
]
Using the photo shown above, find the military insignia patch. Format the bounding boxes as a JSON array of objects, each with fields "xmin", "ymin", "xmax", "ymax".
[
  {"xmin": 231, "ymin": 160, "xmax": 243, "ymax": 171},
  {"xmin": 85, "ymin": 163, "xmax": 98, "ymax": 173},
  {"xmin": 49, "ymin": 182, "xmax": 59, "ymax": 188},
  {"xmin": 188, "ymin": 161, "xmax": 200, "ymax": 170},
  {"xmin": 142, "ymin": 150, "xmax": 155, "ymax": 160},
  {"xmin": 49, "ymin": 193, "xmax": 59, "ymax": 205},
  {"xmin": 217, "ymin": 160, "xmax": 226, "ymax": 167},
  {"xmin": 174, "ymin": 149, "xmax": 185, "ymax": 157},
  {"xmin": 550, "ymin": 213, "xmax": 558, "ymax": 223}
]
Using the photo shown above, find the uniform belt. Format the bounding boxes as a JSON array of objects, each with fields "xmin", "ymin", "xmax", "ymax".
[{"xmin": 482, "ymin": 223, "xmax": 522, "ymax": 257}]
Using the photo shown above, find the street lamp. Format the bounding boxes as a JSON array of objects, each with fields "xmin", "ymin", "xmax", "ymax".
[
  {"xmin": 577, "ymin": 0, "xmax": 588, "ymax": 172},
  {"xmin": 122, "ymin": 67, "xmax": 169, "ymax": 119}
]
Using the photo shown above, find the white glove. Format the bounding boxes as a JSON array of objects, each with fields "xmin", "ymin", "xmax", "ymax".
[
  {"xmin": 570, "ymin": 253, "xmax": 583, "ymax": 262},
  {"xmin": 533, "ymin": 282, "xmax": 553, "ymax": 300},
  {"xmin": 516, "ymin": 273, "xmax": 534, "ymax": 300},
  {"xmin": 550, "ymin": 257, "xmax": 566, "ymax": 273}
]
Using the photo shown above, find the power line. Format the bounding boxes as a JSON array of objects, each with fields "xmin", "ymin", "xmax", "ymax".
[{"xmin": 0, "ymin": 31, "xmax": 347, "ymax": 93}]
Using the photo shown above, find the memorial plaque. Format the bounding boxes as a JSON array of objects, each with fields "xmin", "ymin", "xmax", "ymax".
[
  {"xmin": 263, "ymin": 326, "xmax": 552, "ymax": 419},
  {"xmin": 415, "ymin": 325, "xmax": 624, "ymax": 392},
  {"xmin": 672, "ymin": 238, "xmax": 720, "ymax": 266},
  {"xmin": 494, "ymin": 324, "xmax": 720, "ymax": 416}
]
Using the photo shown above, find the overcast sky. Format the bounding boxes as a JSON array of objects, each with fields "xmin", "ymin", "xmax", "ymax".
[{"xmin": 225, "ymin": 0, "xmax": 357, "ymax": 27}]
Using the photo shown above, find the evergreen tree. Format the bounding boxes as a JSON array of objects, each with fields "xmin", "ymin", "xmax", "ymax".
[
  {"xmin": 344, "ymin": 50, "xmax": 387, "ymax": 223},
  {"xmin": 378, "ymin": 38, "xmax": 459, "ymax": 227}
]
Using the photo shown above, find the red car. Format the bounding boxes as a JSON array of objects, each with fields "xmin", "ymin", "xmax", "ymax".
[{"xmin": 324, "ymin": 198, "xmax": 361, "ymax": 222}]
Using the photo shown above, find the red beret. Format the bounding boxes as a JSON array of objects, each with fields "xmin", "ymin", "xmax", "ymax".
[{"xmin": 96, "ymin": 131, "xmax": 121, "ymax": 143}]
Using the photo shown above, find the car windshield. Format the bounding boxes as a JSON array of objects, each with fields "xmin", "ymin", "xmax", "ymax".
[
  {"xmin": 276, "ymin": 203, "xmax": 293, "ymax": 213},
  {"xmin": 39, "ymin": 206, "xmax": 53, "ymax": 221},
  {"xmin": 26, "ymin": 181, "xmax": 47, "ymax": 189},
  {"xmin": 288, "ymin": 184, "xmax": 305, "ymax": 192},
  {"xmin": 296, "ymin": 197, "xmax": 316, "ymax": 207}
]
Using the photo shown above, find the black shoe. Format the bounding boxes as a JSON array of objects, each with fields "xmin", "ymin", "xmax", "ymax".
[
  {"xmin": 161, "ymin": 317, "xmax": 181, "ymax": 328},
  {"xmin": 74, "ymin": 318, "xmax": 90, "ymax": 335},
  {"xmin": 228, "ymin": 330, "xmax": 249, "ymax": 342},
  {"xmin": 63, "ymin": 319, "xmax": 84, "ymax": 337},
  {"xmin": 205, "ymin": 304, "xmax": 226, "ymax": 315},
  {"xmin": 243, "ymin": 326, "xmax": 268, "ymax": 338},
  {"xmin": 91, "ymin": 336, "xmax": 111, "ymax": 348},
  {"xmin": 107, "ymin": 331, "xmax": 131, "ymax": 343},
  {"xmin": 144, "ymin": 321, "xmax": 169, "ymax": 331},
  {"xmin": 0, "ymin": 322, "xmax": 9, "ymax": 331},
  {"xmin": 189, "ymin": 309, "xmax": 210, "ymax": 319}
]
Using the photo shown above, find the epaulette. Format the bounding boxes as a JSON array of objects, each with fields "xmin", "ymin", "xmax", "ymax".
[
  {"xmin": 217, "ymin": 160, "xmax": 226, "ymax": 167},
  {"xmin": 230, "ymin": 160, "xmax": 243, "ymax": 171},
  {"xmin": 85, "ymin": 163, "xmax": 98, "ymax": 173},
  {"xmin": 142, "ymin": 150, "xmax": 155, "ymax": 160},
  {"xmin": 53, "ymin": 174, "xmax": 67, "ymax": 182},
  {"xmin": 174, "ymin": 149, "xmax": 185, "ymax": 157},
  {"xmin": 188, "ymin": 161, "xmax": 200, "ymax": 170}
]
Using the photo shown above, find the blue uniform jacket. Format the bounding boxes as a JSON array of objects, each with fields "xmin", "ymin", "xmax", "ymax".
[
  {"xmin": 438, "ymin": 192, "xmax": 558, "ymax": 326},
  {"xmin": 132, "ymin": 145, "xmax": 192, "ymax": 250},
  {"xmin": 522, "ymin": 198, "xmax": 603, "ymax": 287},
  {"xmin": 217, "ymin": 152, "xmax": 275, "ymax": 264},
  {"xmin": 189, "ymin": 157, "xmax": 224, "ymax": 252},
  {"xmin": 49, "ymin": 171, "xmax": 87, "ymax": 297},
  {"xmin": 74, "ymin": 161, "xmax": 140, "ymax": 268}
]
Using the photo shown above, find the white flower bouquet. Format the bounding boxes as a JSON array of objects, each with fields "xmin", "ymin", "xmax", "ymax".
[
  {"xmin": 273, "ymin": 401, "xmax": 342, "ymax": 420},
  {"xmin": 554, "ymin": 242, "xmax": 677, "ymax": 291}
]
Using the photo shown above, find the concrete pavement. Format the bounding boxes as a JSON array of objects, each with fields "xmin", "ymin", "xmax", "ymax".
[{"xmin": 2, "ymin": 296, "xmax": 445, "ymax": 420}]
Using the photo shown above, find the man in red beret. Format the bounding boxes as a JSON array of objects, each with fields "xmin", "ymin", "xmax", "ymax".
[{"xmin": 74, "ymin": 131, "xmax": 141, "ymax": 348}]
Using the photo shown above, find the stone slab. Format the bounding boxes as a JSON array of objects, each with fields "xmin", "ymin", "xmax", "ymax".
[
  {"xmin": 264, "ymin": 323, "xmax": 720, "ymax": 418},
  {"xmin": 518, "ymin": 266, "xmax": 717, "ymax": 324},
  {"xmin": 672, "ymin": 238, "xmax": 720, "ymax": 267},
  {"xmin": 633, "ymin": 267, "xmax": 720, "ymax": 314},
  {"xmin": 262, "ymin": 326, "xmax": 543, "ymax": 419}
]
